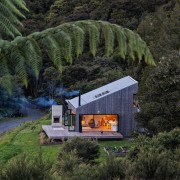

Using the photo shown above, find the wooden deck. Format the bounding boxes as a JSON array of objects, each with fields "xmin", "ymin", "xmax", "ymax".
[{"xmin": 42, "ymin": 125, "xmax": 123, "ymax": 140}]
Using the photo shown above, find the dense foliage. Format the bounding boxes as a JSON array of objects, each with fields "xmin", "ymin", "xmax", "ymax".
[
  {"xmin": 0, "ymin": 129, "xmax": 179, "ymax": 179},
  {"xmin": 136, "ymin": 52, "xmax": 180, "ymax": 134},
  {"xmin": 0, "ymin": 0, "xmax": 161, "ymax": 119},
  {"xmin": 59, "ymin": 137, "xmax": 100, "ymax": 163},
  {"xmin": 0, "ymin": 0, "xmax": 179, "ymax": 179},
  {"xmin": 0, "ymin": 20, "xmax": 155, "ymax": 92}
]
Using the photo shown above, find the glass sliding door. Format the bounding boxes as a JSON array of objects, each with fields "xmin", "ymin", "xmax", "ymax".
[
  {"xmin": 80, "ymin": 114, "xmax": 119, "ymax": 132},
  {"xmin": 64, "ymin": 109, "xmax": 76, "ymax": 131}
]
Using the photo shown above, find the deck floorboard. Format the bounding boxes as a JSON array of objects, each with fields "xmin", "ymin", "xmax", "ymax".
[{"xmin": 42, "ymin": 125, "xmax": 123, "ymax": 139}]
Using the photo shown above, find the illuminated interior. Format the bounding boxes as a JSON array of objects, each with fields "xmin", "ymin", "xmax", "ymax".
[{"xmin": 81, "ymin": 114, "xmax": 118, "ymax": 132}]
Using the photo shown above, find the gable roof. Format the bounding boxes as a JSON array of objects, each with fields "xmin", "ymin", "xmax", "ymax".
[{"xmin": 66, "ymin": 76, "xmax": 137, "ymax": 109}]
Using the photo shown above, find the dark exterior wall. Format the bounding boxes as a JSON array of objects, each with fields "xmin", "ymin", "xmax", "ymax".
[{"xmin": 75, "ymin": 83, "xmax": 138, "ymax": 137}]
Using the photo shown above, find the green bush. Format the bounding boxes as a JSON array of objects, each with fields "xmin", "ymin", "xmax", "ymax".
[
  {"xmin": 0, "ymin": 153, "xmax": 53, "ymax": 180},
  {"xmin": 59, "ymin": 137, "xmax": 100, "ymax": 163},
  {"xmin": 157, "ymin": 128, "xmax": 180, "ymax": 150},
  {"xmin": 97, "ymin": 156, "xmax": 126, "ymax": 180},
  {"xmin": 55, "ymin": 150, "xmax": 81, "ymax": 179},
  {"xmin": 126, "ymin": 129, "xmax": 180, "ymax": 179}
]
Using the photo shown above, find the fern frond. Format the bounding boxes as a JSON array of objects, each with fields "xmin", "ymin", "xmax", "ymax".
[
  {"xmin": 0, "ymin": 54, "xmax": 10, "ymax": 76},
  {"xmin": 99, "ymin": 21, "xmax": 114, "ymax": 57},
  {"xmin": 0, "ymin": 0, "xmax": 26, "ymax": 38},
  {"xmin": 10, "ymin": 45, "xmax": 28, "ymax": 87},
  {"xmin": 112, "ymin": 24, "xmax": 127, "ymax": 59},
  {"xmin": 71, "ymin": 24, "xmax": 85, "ymax": 58},
  {"xmin": 134, "ymin": 34, "xmax": 147, "ymax": 61},
  {"xmin": 0, "ymin": 20, "xmax": 156, "ymax": 92},
  {"xmin": 52, "ymin": 30, "xmax": 73, "ymax": 63},
  {"xmin": 1, "ymin": 0, "xmax": 25, "ymax": 18},
  {"xmin": 74, "ymin": 21, "xmax": 101, "ymax": 57},
  {"xmin": 11, "ymin": 0, "xmax": 29, "ymax": 12},
  {"xmin": 0, "ymin": 12, "xmax": 21, "ymax": 38},
  {"xmin": 39, "ymin": 35, "xmax": 63, "ymax": 73},
  {"xmin": 88, "ymin": 23, "xmax": 100, "ymax": 57},
  {"xmin": 22, "ymin": 38, "xmax": 42, "ymax": 78},
  {"xmin": 124, "ymin": 28, "xmax": 136, "ymax": 61},
  {"xmin": 0, "ymin": 39, "xmax": 11, "ymax": 49},
  {"xmin": 0, "ymin": 2, "xmax": 23, "ymax": 26},
  {"xmin": 0, "ymin": 21, "xmax": 15, "ymax": 38},
  {"xmin": 144, "ymin": 48, "xmax": 156, "ymax": 66}
]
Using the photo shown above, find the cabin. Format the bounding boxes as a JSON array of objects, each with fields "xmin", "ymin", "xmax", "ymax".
[
  {"xmin": 42, "ymin": 76, "xmax": 138, "ymax": 139},
  {"xmin": 66, "ymin": 76, "xmax": 138, "ymax": 137}
]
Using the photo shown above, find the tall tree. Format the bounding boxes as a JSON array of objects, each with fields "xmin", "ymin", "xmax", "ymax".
[{"xmin": 136, "ymin": 52, "xmax": 180, "ymax": 134}]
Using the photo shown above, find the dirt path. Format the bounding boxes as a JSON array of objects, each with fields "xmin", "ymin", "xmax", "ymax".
[{"xmin": 0, "ymin": 107, "xmax": 46, "ymax": 134}]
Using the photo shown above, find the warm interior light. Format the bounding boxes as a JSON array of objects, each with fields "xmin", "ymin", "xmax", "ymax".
[{"xmin": 82, "ymin": 120, "xmax": 86, "ymax": 125}]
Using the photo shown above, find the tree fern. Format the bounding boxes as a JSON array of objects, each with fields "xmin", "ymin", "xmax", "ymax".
[
  {"xmin": 0, "ymin": 0, "xmax": 27, "ymax": 38},
  {"xmin": 0, "ymin": 20, "xmax": 156, "ymax": 91}
]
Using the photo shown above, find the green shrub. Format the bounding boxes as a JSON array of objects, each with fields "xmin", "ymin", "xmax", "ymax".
[
  {"xmin": 0, "ymin": 153, "xmax": 53, "ymax": 180},
  {"xmin": 128, "ymin": 147, "xmax": 179, "ymax": 180},
  {"xmin": 55, "ymin": 150, "xmax": 81, "ymax": 179},
  {"xmin": 126, "ymin": 129, "xmax": 180, "ymax": 179},
  {"xmin": 59, "ymin": 137, "xmax": 100, "ymax": 163},
  {"xmin": 97, "ymin": 156, "xmax": 126, "ymax": 180},
  {"xmin": 157, "ymin": 128, "xmax": 180, "ymax": 150}
]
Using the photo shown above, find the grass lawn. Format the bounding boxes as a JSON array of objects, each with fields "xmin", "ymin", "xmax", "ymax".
[{"xmin": 0, "ymin": 116, "xmax": 135, "ymax": 165}]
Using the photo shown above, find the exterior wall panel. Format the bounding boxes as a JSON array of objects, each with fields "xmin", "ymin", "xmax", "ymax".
[{"xmin": 75, "ymin": 83, "xmax": 138, "ymax": 137}]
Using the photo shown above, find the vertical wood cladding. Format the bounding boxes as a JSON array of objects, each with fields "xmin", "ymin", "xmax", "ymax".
[{"xmin": 75, "ymin": 83, "xmax": 138, "ymax": 137}]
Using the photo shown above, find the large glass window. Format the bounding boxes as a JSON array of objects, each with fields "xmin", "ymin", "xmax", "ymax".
[{"xmin": 80, "ymin": 114, "xmax": 118, "ymax": 132}]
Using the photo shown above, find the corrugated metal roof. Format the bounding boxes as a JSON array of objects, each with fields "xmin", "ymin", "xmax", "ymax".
[{"xmin": 66, "ymin": 76, "xmax": 137, "ymax": 109}]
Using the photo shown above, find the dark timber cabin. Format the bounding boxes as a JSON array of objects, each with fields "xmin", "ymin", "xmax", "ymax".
[{"xmin": 66, "ymin": 76, "xmax": 138, "ymax": 137}]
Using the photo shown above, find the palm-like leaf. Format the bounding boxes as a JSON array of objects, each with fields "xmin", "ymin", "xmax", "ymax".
[
  {"xmin": 10, "ymin": 45, "xmax": 28, "ymax": 87},
  {"xmin": 51, "ymin": 30, "xmax": 73, "ymax": 63},
  {"xmin": 112, "ymin": 24, "xmax": 127, "ymax": 59},
  {"xmin": 23, "ymin": 38, "xmax": 42, "ymax": 79},
  {"xmin": 100, "ymin": 21, "xmax": 115, "ymax": 57},
  {"xmin": 88, "ymin": 24, "xmax": 100, "ymax": 57},
  {"xmin": 0, "ymin": 0, "xmax": 27, "ymax": 38},
  {"xmin": 39, "ymin": 35, "xmax": 63, "ymax": 73},
  {"xmin": 0, "ymin": 20, "xmax": 156, "ymax": 92}
]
